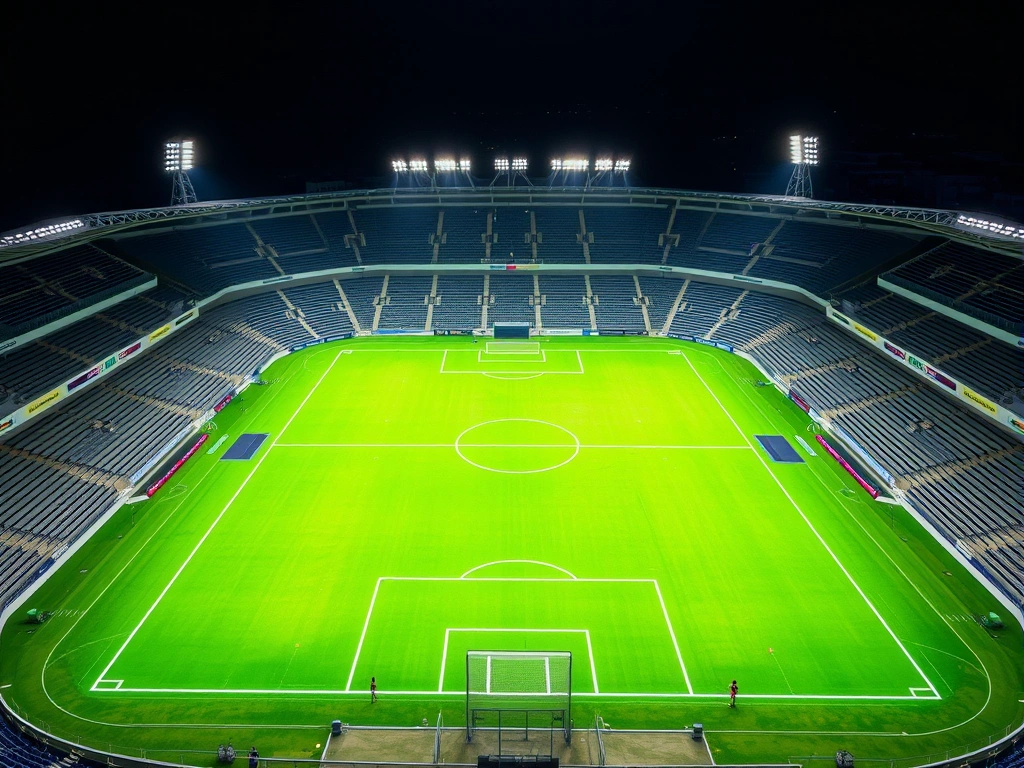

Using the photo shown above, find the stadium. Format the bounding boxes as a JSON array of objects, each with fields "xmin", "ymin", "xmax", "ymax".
[{"xmin": 0, "ymin": 176, "xmax": 1022, "ymax": 768}]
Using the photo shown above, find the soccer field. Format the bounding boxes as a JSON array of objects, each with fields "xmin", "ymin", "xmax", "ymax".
[{"xmin": 4, "ymin": 337, "xmax": 1022, "ymax": 763}]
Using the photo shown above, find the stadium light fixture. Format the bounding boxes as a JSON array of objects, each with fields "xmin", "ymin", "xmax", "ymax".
[
  {"xmin": 435, "ymin": 158, "xmax": 457, "ymax": 172},
  {"xmin": 614, "ymin": 159, "xmax": 631, "ymax": 173},
  {"xmin": 550, "ymin": 159, "xmax": 562, "ymax": 171},
  {"xmin": 511, "ymin": 157, "xmax": 528, "ymax": 171},
  {"xmin": 392, "ymin": 159, "xmax": 409, "ymax": 173},
  {"xmin": 458, "ymin": 158, "xmax": 471, "ymax": 172},
  {"xmin": 0, "ymin": 219, "xmax": 85, "ymax": 246},
  {"xmin": 409, "ymin": 159, "xmax": 429, "ymax": 173},
  {"xmin": 563, "ymin": 158, "xmax": 589, "ymax": 172},
  {"xmin": 957, "ymin": 215, "xmax": 1024, "ymax": 239},
  {"xmin": 164, "ymin": 140, "xmax": 194, "ymax": 172},
  {"xmin": 594, "ymin": 158, "xmax": 613, "ymax": 172},
  {"xmin": 494, "ymin": 157, "xmax": 510, "ymax": 172},
  {"xmin": 790, "ymin": 135, "xmax": 819, "ymax": 166}
]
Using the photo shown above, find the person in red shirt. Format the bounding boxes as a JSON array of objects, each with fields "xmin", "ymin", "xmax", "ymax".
[
  {"xmin": 371, "ymin": 676, "xmax": 378, "ymax": 703},
  {"xmin": 729, "ymin": 680, "xmax": 738, "ymax": 708}
]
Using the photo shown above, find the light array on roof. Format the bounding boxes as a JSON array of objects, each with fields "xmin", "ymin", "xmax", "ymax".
[
  {"xmin": 164, "ymin": 140, "xmax": 195, "ymax": 172},
  {"xmin": 1, "ymin": 219, "xmax": 85, "ymax": 246},
  {"xmin": 790, "ymin": 135, "xmax": 819, "ymax": 165},
  {"xmin": 614, "ymin": 159, "xmax": 631, "ymax": 172},
  {"xmin": 556, "ymin": 158, "xmax": 589, "ymax": 172},
  {"xmin": 435, "ymin": 158, "xmax": 457, "ymax": 172},
  {"xmin": 511, "ymin": 157, "xmax": 528, "ymax": 171},
  {"xmin": 494, "ymin": 157, "xmax": 510, "ymax": 172},
  {"xmin": 409, "ymin": 159, "xmax": 429, "ymax": 173},
  {"xmin": 594, "ymin": 158, "xmax": 613, "ymax": 172},
  {"xmin": 458, "ymin": 158, "xmax": 471, "ymax": 172},
  {"xmin": 392, "ymin": 159, "xmax": 409, "ymax": 172},
  {"xmin": 957, "ymin": 215, "xmax": 1024, "ymax": 239}
]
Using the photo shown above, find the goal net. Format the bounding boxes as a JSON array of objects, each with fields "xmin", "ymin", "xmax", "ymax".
[
  {"xmin": 466, "ymin": 651, "xmax": 571, "ymax": 744},
  {"xmin": 485, "ymin": 341, "xmax": 540, "ymax": 355}
]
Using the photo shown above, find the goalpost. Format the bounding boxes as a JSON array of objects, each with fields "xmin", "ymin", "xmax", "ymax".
[{"xmin": 466, "ymin": 651, "xmax": 572, "ymax": 746}]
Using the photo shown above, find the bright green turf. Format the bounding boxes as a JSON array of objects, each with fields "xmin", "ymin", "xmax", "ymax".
[{"xmin": 2, "ymin": 337, "xmax": 1021, "ymax": 765}]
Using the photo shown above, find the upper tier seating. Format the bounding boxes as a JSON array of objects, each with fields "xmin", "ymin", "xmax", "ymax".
[
  {"xmin": 0, "ymin": 245, "xmax": 151, "ymax": 340},
  {"xmin": 0, "ymin": 285, "xmax": 193, "ymax": 413},
  {"xmin": 883, "ymin": 241, "xmax": 1024, "ymax": 334},
  {"xmin": 590, "ymin": 275, "xmax": 646, "ymax": 331},
  {"xmin": 434, "ymin": 276, "xmax": 483, "ymax": 330}
]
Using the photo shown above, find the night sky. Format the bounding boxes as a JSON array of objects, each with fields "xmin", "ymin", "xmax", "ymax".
[{"xmin": 2, "ymin": 1, "xmax": 1021, "ymax": 232}]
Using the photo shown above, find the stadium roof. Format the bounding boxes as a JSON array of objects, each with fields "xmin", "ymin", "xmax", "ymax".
[{"xmin": 1, "ymin": 186, "xmax": 1021, "ymax": 265}]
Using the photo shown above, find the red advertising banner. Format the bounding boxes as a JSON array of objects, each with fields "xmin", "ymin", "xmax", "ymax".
[
  {"xmin": 146, "ymin": 433, "xmax": 209, "ymax": 497},
  {"xmin": 815, "ymin": 434, "xmax": 879, "ymax": 499}
]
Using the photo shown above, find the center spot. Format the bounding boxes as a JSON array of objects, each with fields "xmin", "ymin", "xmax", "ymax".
[{"xmin": 454, "ymin": 419, "xmax": 580, "ymax": 474}]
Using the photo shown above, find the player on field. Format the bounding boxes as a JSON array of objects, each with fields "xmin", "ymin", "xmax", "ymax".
[
  {"xmin": 371, "ymin": 676, "xmax": 378, "ymax": 703},
  {"xmin": 729, "ymin": 680, "xmax": 738, "ymax": 708}
]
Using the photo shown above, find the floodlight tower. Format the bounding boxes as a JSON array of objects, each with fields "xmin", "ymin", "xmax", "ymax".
[
  {"xmin": 164, "ymin": 140, "xmax": 197, "ymax": 206},
  {"xmin": 785, "ymin": 135, "xmax": 818, "ymax": 198}
]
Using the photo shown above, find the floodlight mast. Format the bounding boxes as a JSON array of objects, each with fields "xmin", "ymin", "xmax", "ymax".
[
  {"xmin": 164, "ymin": 140, "xmax": 197, "ymax": 206},
  {"xmin": 785, "ymin": 135, "xmax": 818, "ymax": 199}
]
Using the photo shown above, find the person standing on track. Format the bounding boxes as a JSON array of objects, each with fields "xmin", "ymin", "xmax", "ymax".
[
  {"xmin": 729, "ymin": 679, "xmax": 738, "ymax": 708},
  {"xmin": 371, "ymin": 676, "xmax": 378, "ymax": 703}
]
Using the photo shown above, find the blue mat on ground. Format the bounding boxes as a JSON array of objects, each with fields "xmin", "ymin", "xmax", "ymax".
[
  {"xmin": 754, "ymin": 435, "xmax": 804, "ymax": 463},
  {"xmin": 221, "ymin": 433, "xmax": 269, "ymax": 461}
]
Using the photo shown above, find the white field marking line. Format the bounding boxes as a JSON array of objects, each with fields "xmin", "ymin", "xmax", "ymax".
[
  {"xmin": 439, "ymin": 629, "xmax": 598, "ymax": 694},
  {"xmin": 692, "ymin": 349, "xmax": 997, "ymax": 739},
  {"xmin": 703, "ymin": 730, "xmax": 716, "ymax": 765},
  {"xmin": 486, "ymin": 655, "xmax": 492, "ymax": 694},
  {"xmin": 681, "ymin": 351, "xmax": 940, "ymax": 699},
  {"xmin": 461, "ymin": 560, "xmax": 577, "ymax": 579},
  {"xmin": 482, "ymin": 373, "xmax": 545, "ymax": 381},
  {"xmin": 440, "ymin": 348, "xmax": 448, "ymax": 373},
  {"xmin": 545, "ymin": 657, "xmax": 551, "ymax": 694},
  {"xmin": 345, "ymin": 577, "xmax": 382, "ymax": 691},
  {"xmin": 276, "ymin": 443, "xmax": 750, "ymax": 450},
  {"xmin": 576, "ymin": 349, "xmax": 585, "ymax": 373},
  {"xmin": 910, "ymin": 687, "xmax": 933, "ymax": 697},
  {"xmin": 93, "ymin": 687, "xmax": 935, "ymax": 700},
  {"xmin": 485, "ymin": 342, "xmax": 541, "ymax": 355},
  {"xmin": 441, "ymin": 369, "xmax": 583, "ymax": 375},
  {"xmin": 344, "ymin": 576, "xmax": 669, "ymax": 698},
  {"xmin": 92, "ymin": 349, "xmax": 346, "ymax": 691},
  {"xmin": 652, "ymin": 580, "xmax": 693, "ymax": 694},
  {"xmin": 40, "ymin": 358, "xmax": 306, "ymax": 728},
  {"xmin": 477, "ymin": 349, "xmax": 546, "ymax": 363}
]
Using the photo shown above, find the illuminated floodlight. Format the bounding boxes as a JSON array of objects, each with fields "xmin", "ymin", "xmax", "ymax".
[
  {"xmin": 562, "ymin": 158, "xmax": 588, "ymax": 172},
  {"xmin": 409, "ymin": 159, "xmax": 429, "ymax": 173},
  {"xmin": 958, "ymin": 215, "xmax": 1024, "ymax": 239},
  {"xmin": 550, "ymin": 159, "xmax": 562, "ymax": 171},
  {"xmin": 614, "ymin": 159, "xmax": 630, "ymax": 172},
  {"xmin": 458, "ymin": 158, "xmax": 471, "ymax": 172},
  {"xmin": 164, "ymin": 139, "xmax": 195, "ymax": 172},
  {"xmin": 511, "ymin": 157, "xmax": 528, "ymax": 171},
  {"xmin": 594, "ymin": 158, "xmax": 613, "ymax": 172},
  {"xmin": 435, "ymin": 158, "xmax": 457, "ymax": 172},
  {"xmin": 790, "ymin": 135, "xmax": 819, "ymax": 166},
  {"xmin": 0, "ymin": 219, "xmax": 85, "ymax": 247},
  {"xmin": 392, "ymin": 159, "xmax": 409, "ymax": 173},
  {"xmin": 494, "ymin": 157, "xmax": 510, "ymax": 172}
]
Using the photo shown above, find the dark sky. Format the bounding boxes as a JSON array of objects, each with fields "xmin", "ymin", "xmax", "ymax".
[{"xmin": 2, "ymin": 1, "xmax": 1021, "ymax": 232}]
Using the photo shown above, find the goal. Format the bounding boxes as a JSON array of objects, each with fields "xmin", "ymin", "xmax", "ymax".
[{"xmin": 466, "ymin": 651, "xmax": 572, "ymax": 745}]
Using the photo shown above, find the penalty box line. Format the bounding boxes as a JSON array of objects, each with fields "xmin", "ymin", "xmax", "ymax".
[
  {"xmin": 439, "ymin": 629, "xmax": 599, "ymax": 694},
  {"xmin": 439, "ymin": 349, "xmax": 585, "ymax": 375},
  {"xmin": 91, "ymin": 349, "xmax": 347, "ymax": 693},
  {"xmin": 345, "ymin": 576, "xmax": 692, "ymax": 695},
  {"xmin": 681, "ymin": 351, "xmax": 941, "ymax": 700}
]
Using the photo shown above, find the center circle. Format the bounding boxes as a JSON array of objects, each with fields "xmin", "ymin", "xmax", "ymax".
[{"xmin": 454, "ymin": 419, "xmax": 580, "ymax": 474}]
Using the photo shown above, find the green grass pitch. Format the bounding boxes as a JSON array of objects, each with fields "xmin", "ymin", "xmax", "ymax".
[{"xmin": 2, "ymin": 336, "xmax": 1022, "ymax": 764}]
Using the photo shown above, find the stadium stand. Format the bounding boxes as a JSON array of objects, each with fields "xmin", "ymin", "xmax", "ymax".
[
  {"xmin": 883, "ymin": 241, "xmax": 1024, "ymax": 334},
  {"xmin": 638, "ymin": 276, "xmax": 685, "ymax": 333},
  {"xmin": 533, "ymin": 207, "xmax": 586, "ymax": 263},
  {"xmin": 537, "ymin": 275, "xmax": 590, "ymax": 329},
  {"xmin": 837, "ymin": 284, "xmax": 1024, "ymax": 413},
  {"xmin": 0, "ymin": 285, "xmax": 194, "ymax": 412},
  {"xmin": 0, "ymin": 244, "xmax": 151, "ymax": 340},
  {"xmin": 489, "ymin": 207, "xmax": 533, "ymax": 263},
  {"xmin": 436, "ymin": 208, "xmax": 486, "ymax": 263},
  {"xmin": 585, "ymin": 206, "xmax": 669, "ymax": 264},
  {"xmin": 0, "ymin": 710, "xmax": 80, "ymax": 768},
  {"xmin": 352, "ymin": 206, "xmax": 436, "ymax": 265},
  {"xmin": 486, "ymin": 274, "xmax": 535, "ymax": 328},
  {"xmin": 377, "ymin": 275, "xmax": 431, "ymax": 330},
  {"xmin": 433, "ymin": 275, "xmax": 483, "ymax": 331},
  {"xmin": 589, "ymin": 275, "xmax": 647, "ymax": 332}
]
